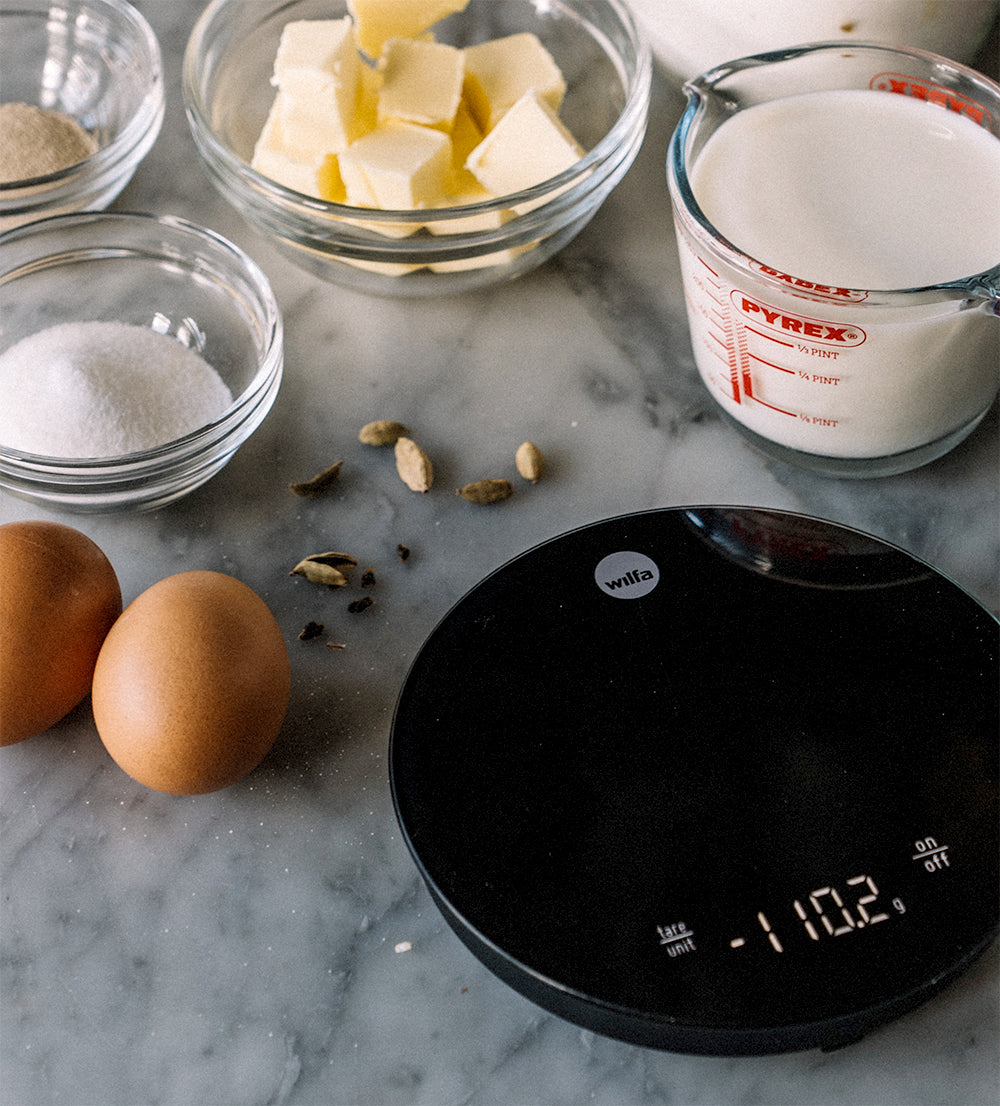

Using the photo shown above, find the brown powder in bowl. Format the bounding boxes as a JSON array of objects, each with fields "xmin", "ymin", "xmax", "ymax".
[{"xmin": 0, "ymin": 102, "xmax": 98, "ymax": 183}]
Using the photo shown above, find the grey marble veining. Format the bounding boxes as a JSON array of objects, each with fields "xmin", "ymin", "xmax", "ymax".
[{"xmin": 2, "ymin": 3, "xmax": 998, "ymax": 1105}]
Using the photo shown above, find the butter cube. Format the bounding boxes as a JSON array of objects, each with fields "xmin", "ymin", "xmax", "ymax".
[
  {"xmin": 465, "ymin": 90, "xmax": 583, "ymax": 196},
  {"xmin": 251, "ymin": 94, "xmax": 346, "ymax": 201},
  {"xmin": 272, "ymin": 19, "xmax": 357, "ymax": 92},
  {"xmin": 348, "ymin": 0, "xmax": 470, "ymax": 59},
  {"xmin": 340, "ymin": 119, "xmax": 451, "ymax": 209},
  {"xmin": 462, "ymin": 33, "xmax": 566, "ymax": 133},
  {"xmin": 317, "ymin": 156, "xmax": 348, "ymax": 203},
  {"xmin": 250, "ymin": 143, "xmax": 319, "ymax": 196},
  {"xmin": 429, "ymin": 243, "xmax": 525, "ymax": 273},
  {"xmin": 424, "ymin": 104, "xmax": 508, "ymax": 233},
  {"xmin": 427, "ymin": 170, "xmax": 521, "ymax": 267},
  {"xmin": 336, "ymin": 252, "xmax": 423, "ymax": 275},
  {"xmin": 337, "ymin": 147, "xmax": 379, "ymax": 208},
  {"xmin": 278, "ymin": 90, "xmax": 362, "ymax": 161},
  {"xmin": 446, "ymin": 98, "xmax": 483, "ymax": 187},
  {"xmin": 355, "ymin": 60, "xmax": 383, "ymax": 136},
  {"xmin": 426, "ymin": 182, "xmax": 510, "ymax": 235},
  {"xmin": 377, "ymin": 38, "xmax": 464, "ymax": 131},
  {"xmin": 271, "ymin": 19, "xmax": 362, "ymax": 152}
]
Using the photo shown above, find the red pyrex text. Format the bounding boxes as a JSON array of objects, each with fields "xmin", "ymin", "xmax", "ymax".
[{"xmin": 732, "ymin": 292, "xmax": 867, "ymax": 347}]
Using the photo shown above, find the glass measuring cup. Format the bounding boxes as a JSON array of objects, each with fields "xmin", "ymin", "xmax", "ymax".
[{"xmin": 667, "ymin": 42, "xmax": 1000, "ymax": 478}]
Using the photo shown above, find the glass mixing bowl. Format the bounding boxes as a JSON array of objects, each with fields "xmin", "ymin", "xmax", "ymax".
[{"xmin": 183, "ymin": 0, "xmax": 651, "ymax": 296}]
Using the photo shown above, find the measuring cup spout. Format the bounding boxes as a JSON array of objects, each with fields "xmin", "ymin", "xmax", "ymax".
[
  {"xmin": 948, "ymin": 270, "xmax": 1000, "ymax": 315},
  {"xmin": 683, "ymin": 42, "xmax": 815, "ymax": 97}
]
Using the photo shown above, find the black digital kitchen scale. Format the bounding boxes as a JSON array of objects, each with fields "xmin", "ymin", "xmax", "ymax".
[{"xmin": 389, "ymin": 507, "xmax": 998, "ymax": 1056}]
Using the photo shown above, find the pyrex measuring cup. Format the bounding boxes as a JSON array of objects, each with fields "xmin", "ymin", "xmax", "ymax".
[{"xmin": 667, "ymin": 42, "xmax": 1000, "ymax": 477}]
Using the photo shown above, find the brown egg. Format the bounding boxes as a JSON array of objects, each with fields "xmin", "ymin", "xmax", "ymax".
[
  {"xmin": 92, "ymin": 570, "xmax": 290, "ymax": 795},
  {"xmin": 0, "ymin": 520, "xmax": 122, "ymax": 746}
]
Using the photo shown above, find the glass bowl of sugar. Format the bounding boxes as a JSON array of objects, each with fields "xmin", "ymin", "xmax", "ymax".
[
  {"xmin": 0, "ymin": 0, "xmax": 164, "ymax": 233},
  {"xmin": 0, "ymin": 211, "xmax": 283, "ymax": 512}
]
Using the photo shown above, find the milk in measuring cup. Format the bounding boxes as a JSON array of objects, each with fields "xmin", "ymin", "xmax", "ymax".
[{"xmin": 676, "ymin": 87, "xmax": 1000, "ymax": 465}]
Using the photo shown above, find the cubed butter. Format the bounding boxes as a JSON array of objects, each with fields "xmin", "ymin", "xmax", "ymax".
[
  {"xmin": 269, "ymin": 19, "xmax": 362, "ymax": 155},
  {"xmin": 340, "ymin": 119, "xmax": 451, "ymax": 209},
  {"xmin": 429, "ymin": 246, "xmax": 523, "ymax": 273},
  {"xmin": 251, "ymin": 94, "xmax": 346, "ymax": 201},
  {"xmin": 377, "ymin": 38, "xmax": 464, "ymax": 130},
  {"xmin": 340, "ymin": 256, "xmax": 425, "ymax": 275},
  {"xmin": 250, "ymin": 143, "xmax": 318, "ymax": 196},
  {"xmin": 447, "ymin": 100, "xmax": 482, "ymax": 179},
  {"xmin": 355, "ymin": 60, "xmax": 383, "ymax": 135},
  {"xmin": 425, "ymin": 99, "xmax": 510, "ymax": 234},
  {"xmin": 277, "ymin": 89, "xmax": 363, "ymax": 160},
  {"xmin": 425, "ymin": 182, "xmax": 510, "ymax": 235},
  {"xmin": 347, "ymin": 0, "xmax": 470, "ymax": 58},
  {"xmin": 271, "ymin": 19, "xmax": 362, "ymax": 152},
  {"xmin": 462, "ymin": 33, "xmax": 566, "ymax": 133},
  {"xmin": 317, "ymin": 156, "xmax": 348, "ymax": 203},
  {"xmin": 252, "ymin": 146, "xmax": 344, "ymax": 203},
  {"xmin": 251, "ymin": 9, "xmax": 585, "ymax": 278},
  {"xmin": 465, "ymin": 90, "xmax": 583, "ymax": 196},
  {"xmin": 337, "ymin": 143, "xmax": 379, "ymax": 208}
]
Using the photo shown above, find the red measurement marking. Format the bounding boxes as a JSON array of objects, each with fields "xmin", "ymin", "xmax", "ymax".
[
  {"xmin": 746, "ymin": 325, "xmax": 795, "ymax": 348},
  {"xmin": 749, "ymin": 353, "xmax": 796, "ymax": 375},
  {"xmin": 709, "ymin": 376, "xmax": 736, "ymax": 401},
  {"xmin": 716, "ymin": 288, "xmax": 745, "ymax": 404},
  {"xmin": 737, "ymin": 322, "xmax": 753, "ymax": 400},
  {"xmin": 749, "ymin": 394, "xmax": 797, "ymax": 417},
  {"xmin": 708, "ymin": 331, "xmax": 729, "ymax": 356}
]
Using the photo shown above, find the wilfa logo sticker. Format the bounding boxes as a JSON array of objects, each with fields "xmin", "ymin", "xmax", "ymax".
[{"xmin": 595, "ymin": 551, "xmax": 660, "ymax": 599}]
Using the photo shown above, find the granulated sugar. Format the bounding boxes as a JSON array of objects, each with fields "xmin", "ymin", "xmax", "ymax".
[{"xmin": 0, "ymin": 320, "xmax": 234, "ymax": 457}]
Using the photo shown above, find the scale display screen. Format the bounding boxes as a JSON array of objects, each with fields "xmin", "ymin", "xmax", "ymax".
[{"xmin": 390, "ymin": 508, "xmax": 998, "ymax": 1055}]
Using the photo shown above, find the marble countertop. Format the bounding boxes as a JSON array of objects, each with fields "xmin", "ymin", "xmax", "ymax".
[{"xmin": 2, "ymin": 3, "xmax": 998, "ymax": 1104}]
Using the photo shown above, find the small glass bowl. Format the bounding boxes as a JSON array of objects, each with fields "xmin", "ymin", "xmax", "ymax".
[
  {"xmin": 0, "ymin": 212, "xmax": 283, "ymax": 513},
  {"xmin": 0, "ymin": 0, "xmax": 164, "ymax": 232},
  {"xmin": 182, "ymin": 0, "xmax": 651, "ymax": 296}
]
